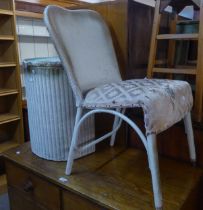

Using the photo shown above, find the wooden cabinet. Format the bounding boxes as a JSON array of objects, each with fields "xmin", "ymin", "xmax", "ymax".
[
  {"xmin": 0, "ymin": 0, "xmax": 24, "ymax": 161},
  {"xmin": 4, "ymin": 143, "xmax": 203, "ymax": 210}
]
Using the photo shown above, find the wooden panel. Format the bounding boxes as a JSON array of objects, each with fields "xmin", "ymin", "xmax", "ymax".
[
  {"xmin": 6, "ymin": 161, "xmax": 60, "ymax": 210},
  {"xmin": 0, "ymin": 95, "xmax": 19, "ymax": 115},
  {"xmin": 0, "ymin": 174, "xmax": 7, "ymax": 194},
  {"xmin": 8, "ymin": 186, "xmax": 47, "ymax": 210},
  {"xmin": 0, "ymin": 121, "xmax": 21, "ymax": 153},
  {"xmin": 0, "ymin": 67, "xmax": 17, "ymax": 90},
  {"xmin": 128, "ymin": 0, "xmax": 154, "ymax": 79},
  {"xmin": 63, "ymin": 190, "xmax": 106, "ymax": 210},
  {"xmin": 0, "ymin": 41, "xmax": 16, "ymax": 62}
]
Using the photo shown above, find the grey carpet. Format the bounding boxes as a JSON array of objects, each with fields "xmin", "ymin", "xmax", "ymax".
[{"xmin": 0, "ymin": 193, "xmax": 10, "ymax": 210}]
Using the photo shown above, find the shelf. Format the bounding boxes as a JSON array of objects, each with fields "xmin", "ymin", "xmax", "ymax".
[
  {"xmin": 0, "ymin": 35, "xmax": 14, "ymax": 41},
  {"xmin": 0, "ymin": 141, "xmax": 19, "ymax": 154},
  {"xmin": 0, "ymin": 89, "xmax": 18, "ymax": 96},
  {"xmin": 0, "ymin": 9, "xmax": 13, "ymax": 16},
  {"xmin": 17, "ymin": 33, "xmax": 50, "ymax": 38},
  {"xmin": 0, "ymin": 62, "xmax": 16, "ymax": 68},
  {"xmin": 0, "ymin": 174, "xmax": 7, "ymax": 194},
  {"xmin": 157, "ymin": 33, "xmax": 199, "ymax": 40},
  {"xmin": 153, "ymin": 68, "xmax": 197, "ymax": 75},
  {"xmin": 177, "ymin": 20, "xmax": 199, "ymax": 25},
  {"xmin": 16, "ymin": 10, "xmax": 43, "ymax": 19},
  {"xmin": 0, "ymin": 113, "xmax": 20, "ymax": 125}
]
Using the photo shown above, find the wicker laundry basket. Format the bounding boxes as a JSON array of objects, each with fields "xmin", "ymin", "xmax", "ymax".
[{"xmin": 23, "ymin": 57, "xmax": 95, "ymax": 161}]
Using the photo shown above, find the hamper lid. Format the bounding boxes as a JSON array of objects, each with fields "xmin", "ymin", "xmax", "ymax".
[{"xmin": 23, "ymin": 57, "xmax": 63, "ymax": 69}]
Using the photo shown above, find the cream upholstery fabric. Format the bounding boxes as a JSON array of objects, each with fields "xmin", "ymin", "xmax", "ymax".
[
  {"xmin": 44, "ymin": 6, "xmax": 121, "ymax": 106},
  {"xmin": 84, "ymin": 79, "xmax": 193, "ymax": 135}
]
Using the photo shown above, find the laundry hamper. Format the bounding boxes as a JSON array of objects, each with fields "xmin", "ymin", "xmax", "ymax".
[{"xmin": 23, "ymin": 57, "xmax": 95, "ymax": 161}]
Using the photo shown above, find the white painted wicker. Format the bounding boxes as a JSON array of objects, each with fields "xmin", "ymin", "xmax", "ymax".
[{"xmin": 24, "ymin": 57, "xmax": 95, "ymax": 161}]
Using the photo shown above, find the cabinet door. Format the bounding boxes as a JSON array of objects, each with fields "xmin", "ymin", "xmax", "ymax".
[
  {"xmin": 9, "ymin": 186, "xmax": 47, "ymax": 210},
  {"xmin": 63, "ymin": 190, "xmax": 108, "ymax": 210},
  {"xmin": 6, "ymin": 161, "xmax": 60, "ymax": 210}
]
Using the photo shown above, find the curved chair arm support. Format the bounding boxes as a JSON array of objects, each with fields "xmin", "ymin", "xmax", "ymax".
[{"xmin": 76, "ymin": 109, "xmax": 147, "ymax": 151}]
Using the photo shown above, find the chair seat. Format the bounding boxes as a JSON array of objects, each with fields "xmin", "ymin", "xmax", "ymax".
[{"xmin": 83, "ymin": 79, "xmax": 193, "ymax": 135}]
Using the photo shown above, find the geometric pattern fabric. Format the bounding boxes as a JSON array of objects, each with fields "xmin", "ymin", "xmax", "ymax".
[{"xmin": 83, "ymin": 79, "xmax": 193, "ymax": 135}]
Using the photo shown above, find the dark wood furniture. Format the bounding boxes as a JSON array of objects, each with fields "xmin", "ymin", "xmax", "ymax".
[{"xmin": 3, "ymin": 142, "xmax": 203, "ymax": 210}]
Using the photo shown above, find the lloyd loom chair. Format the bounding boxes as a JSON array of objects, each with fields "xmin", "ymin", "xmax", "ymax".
[{"xmin": 44, "ymin": 6, "xmax": 196, "ymax": 210}]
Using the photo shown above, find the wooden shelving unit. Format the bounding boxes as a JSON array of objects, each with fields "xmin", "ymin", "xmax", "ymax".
[
  {"xmin": 0, "ymin": 0, "xmax": 24, "ymax": 158},
  {"xmin": 147, "ymin": 0, "xmax": 203, "ymax": 122}
]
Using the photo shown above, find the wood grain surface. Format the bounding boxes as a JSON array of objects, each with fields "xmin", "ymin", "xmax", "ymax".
[{"xmin": 3, "ymin": 142, "xmax": 203, "ymax": 210}]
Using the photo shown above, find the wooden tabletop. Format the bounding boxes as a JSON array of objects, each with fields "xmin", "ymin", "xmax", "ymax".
[{"xmin": 3, "ymin": 143, "xmax": 203, "ymax": 210}]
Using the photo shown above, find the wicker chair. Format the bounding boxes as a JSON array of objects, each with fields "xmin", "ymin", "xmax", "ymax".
[{"xmin": 44, "ymin": 6, "xmax": 196, "ymax": 210}]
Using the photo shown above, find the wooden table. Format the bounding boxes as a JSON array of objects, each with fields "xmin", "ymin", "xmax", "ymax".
[{"xmin": 3, "ymin": 142, "xmax": 203, "ymax": 210}]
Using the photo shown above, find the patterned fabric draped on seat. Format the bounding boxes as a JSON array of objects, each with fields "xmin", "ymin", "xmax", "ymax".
[{"xmin": 84, "ymin": 79, "xmax": 193, "ymax": 135}]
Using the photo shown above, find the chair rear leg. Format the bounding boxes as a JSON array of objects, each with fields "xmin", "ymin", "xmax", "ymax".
[
  {"xmin": 184, "ymin": 112, "xmax": 196, "ymax": 164},
  {"xmin": 147, "ymin": 134, "xmax": 163, "ymax": 210},
  {"xmin": 66, "ymin": 108, "xmax": 82, "ymax": 175},
  {"xmin": 110, "ymin": 108, "xmax": 121, "ymax": 146}
]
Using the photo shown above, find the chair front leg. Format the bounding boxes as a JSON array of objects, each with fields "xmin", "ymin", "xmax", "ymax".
[
  {"xmin": 147, "ymin": 134, "xmax": 163, "ymax": 210},
  {"xmin": 184, "ymin": 112, "xmax": 196, "ymax": 164},
  {"xmin": 66, "ymin": 107, "xmax": 82, "ymax": 175}
]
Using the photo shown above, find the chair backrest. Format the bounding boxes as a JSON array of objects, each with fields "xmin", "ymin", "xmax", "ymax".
[{"xmin": 44, "ymin": 6, "xmax": 122, "ymax": 106}]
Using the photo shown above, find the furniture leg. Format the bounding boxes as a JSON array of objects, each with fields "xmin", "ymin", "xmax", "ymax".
[
  {"xmin": 184, "ymin": 112, "xmax": 196, "ymax": 163},
  {"xmin": 147, "ymin": 134, "xmax": 163, "ymax": 210},
  {"xmin": 110, "ymin": 108, "xmax": 121, "ymax": 146},
  {"xmin": 66, "ymin": 107, "xmax": 82, "ymax": 175}
]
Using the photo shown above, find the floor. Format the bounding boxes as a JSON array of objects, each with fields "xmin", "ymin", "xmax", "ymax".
[{"xmin": 0, "ymin": 193, "xmax": 10, "ymax": 210}]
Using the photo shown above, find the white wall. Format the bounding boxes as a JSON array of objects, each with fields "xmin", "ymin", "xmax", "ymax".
[{"xmin": 17, "ymin": 17, "xmax": 58, "ymax": 98}]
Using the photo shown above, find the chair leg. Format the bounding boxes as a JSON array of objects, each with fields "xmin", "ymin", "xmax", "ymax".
[
  {"xmin": 147, "ymin": 134, "xmax": 163, "ymax": 210},
  {"xmin": 110, "ymin": 108, "xmax": 121, "ymax": 147},
  {"xmin": 184, "ymin": 112, "xmax": 196, "ymax": 164},
  {"xmin": 66, "ymin": 107, "xmax": 82, "ymax": 175}
]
